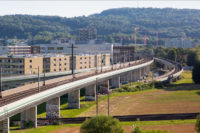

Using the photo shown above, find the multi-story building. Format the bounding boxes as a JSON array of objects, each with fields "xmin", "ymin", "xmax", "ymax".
[
  {"xmin": 0, "ymin": 55, "xmax": 43, "ymax": 76},
  {"xmin": 165, "ymin": 38, "xmax": 193, "ymax": 48},
  {"xmin": 74, "ymin": 54, "xmax": 110, "ymax": 70},
  {"xmin": 112, "ymin": 45, "xmax": 135, "ymax": 64},
  {"xmin": 0, "ymin": 53, "xmax": 111, "ymax": 76},
  {"xmin": 43, "ymin": 55, "xmax": 70, "ymax": 73},
  {"xmin": 0, "ymin": 44, "xmax": 40, "ymax": 55},
  {"xmin": 79, "ymin": 28, "xmax": 97, "ymax": 41}
]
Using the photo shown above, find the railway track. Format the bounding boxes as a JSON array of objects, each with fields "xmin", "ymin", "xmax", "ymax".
[
  {"xmin": 0, "ymin": 59, "xmax": 148, "ymax": 107},
  {"xmin": 36, "ymin": 113, "xmax": 200, "ymax": 125}
]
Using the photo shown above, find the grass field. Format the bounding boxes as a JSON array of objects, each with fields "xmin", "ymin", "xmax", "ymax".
[
  {"xmin": 10, "ymin": 119, "xmax": 197, "ymax": 133},
  {"xmin": 10, "ymin": 71, "xmax": 200, "ymax": 133}
]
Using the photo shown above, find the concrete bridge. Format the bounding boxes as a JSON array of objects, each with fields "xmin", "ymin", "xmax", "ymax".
[{"xmin": 0, "ymin": 57, "xmax": 182, "ymax": 132}]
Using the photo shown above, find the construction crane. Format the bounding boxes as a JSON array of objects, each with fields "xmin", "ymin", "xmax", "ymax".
[{"xmin": 156, "ymin": 32, "xmax": 159, "ymax": 48}]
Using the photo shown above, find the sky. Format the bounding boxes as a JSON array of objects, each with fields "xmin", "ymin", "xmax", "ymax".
[{"xmin": 0, "ymin": 1, "xmax": 200, "ymax": 18}]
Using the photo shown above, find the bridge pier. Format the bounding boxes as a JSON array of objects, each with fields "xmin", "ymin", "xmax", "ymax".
[
  {"xmin": 85, "ymin": 85, "xmax": 96, "ymax": 101},
  {"xmin": 0, "ymin": 118, "xmax": 9, "ymax": 133},
  {"xmin": 68, "ymin": 90, "xmax": 80, "ymax": 109},
  {"xmin": 98, "ymin": 80, "xmax": 109, "ymax": 93},
  {"xmin": 20, "ymin": 106, "xmax": 37, "ymax": 129},
  {"xmin": 110, "ymin": 76, "xmax": 120, "ymax": 88},
  {"xmin": 120, "ymin": 73, "xmax": 129, "ymax": 84},
  {"xmin": 46, "ymin": 97, "xmax": 60, "ymax": 119}
]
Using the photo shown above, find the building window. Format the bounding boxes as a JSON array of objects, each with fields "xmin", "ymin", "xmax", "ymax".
[
  {"xmin": 54, "ymin": 69, "xmax": 56, "ymax": 72},
  {"xmin": 80, "ymin": 67, "xmax": 82, "ymax": 69},
  {"xmin": 54, "ymin": 59, "xmax": 56, "ymax": 61},
  {"xmin": 59, "ymin": 68, "xmax": 61, "ymax": 71},
  {"xmin": 48, "ymin": 47, "xmax": 54, "ymax": 50},
  {"xmin": 64, "ymin": 58, "xmax": 67, "ymax": 60},
  {"xmin": 64, "ymin": 63, "xmax": 67, "ymax": 66},
  {"xmin": 57, "ymin": 47, "xmax": 63, "ymax": 50},
  {"xmin": 80, "ymin": 57, "xmax": 82, "ymax": 60},
  {"xmin": 59, "ymin": 58, "xmax": 61, "ymax": 61},
  {"xmin": 59, "ymin": 64, "xmax": 62, "ymax": 66},
  {"xmin": 64, "ymin": 68, "xmax": 67, "ymax": 71},
  {"xmin": 29, "ymin": 60, "xmax": 32, "ymax": 63},
  {"xmin": 54, "ymin": 64, "xmax": 56, "ymax": 66},
  {"xmin": 29, "ymin": 65, "xmax": 32, "ymax": 68}
]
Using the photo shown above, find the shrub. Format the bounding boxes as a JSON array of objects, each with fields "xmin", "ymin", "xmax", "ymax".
[
  {"xmin": 80, "ymin": 115, "xmax": 124, "ymax": 133},
  {"xmin": 192, "ymin": 63, "xmax": 200, "ymax": 84},
  {"xmin": 196, "ymin": 114, "xmax": 200, "ymax": 133},
  {"xmin": 116, "ymin": 82, "xmax": 154, "ymax": 92},
  {"xmin": 132, "ymin": 125, "xmax": 168, "ymax": 133}
]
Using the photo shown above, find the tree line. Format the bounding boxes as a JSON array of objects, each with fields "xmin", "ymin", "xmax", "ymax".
[{"xmin": 1, "ymin": 8, "xmax": 200, "ymax": 44}]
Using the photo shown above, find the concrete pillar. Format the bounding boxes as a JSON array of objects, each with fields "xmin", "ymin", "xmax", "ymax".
[
  {"xmin": 21, "ymin": 106, "xmax": 37, "ymax": 128},
  {"xmin": 139, "ymin": 69, "xmax": 141, "ymax": 80},
  {"xmin": 0, "ymin": 118, "xmax": 9, "ymax": 133},
  {"xmin": 99, "ymin": 80, "xmax": 109, "ymax": 93},
  {"xmin": 110, "ymin": 76, "xmax": 120, "ymax": 88},
  {"xmin": 46, "ymin": 97, "xmax": 60, "ymax": 119},
  {"xmin": 68, "ymin": 90, "xmax": 80, "ymax": 109},
  {"xmin": 85, "ymin": 84, "xmax": 96, "ymax": 101},
  {"xmin": 120, "ymin": 73, "xmax": 128, "ymax": 84}
]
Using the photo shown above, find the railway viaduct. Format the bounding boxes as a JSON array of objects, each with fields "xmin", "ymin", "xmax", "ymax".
[{"xmin": 0, "ymin": 57, "xmax": 182, "ymax": 133}]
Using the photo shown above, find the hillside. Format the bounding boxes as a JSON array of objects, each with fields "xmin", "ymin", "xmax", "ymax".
[{"xmin": 1, "ymin": 8, "xmax": 200, "ymax": 44}]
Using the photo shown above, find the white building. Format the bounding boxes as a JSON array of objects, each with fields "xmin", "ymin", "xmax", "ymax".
[{"xmin": 165, "ymin": 38, "xmax": 193, "ymax": 48}]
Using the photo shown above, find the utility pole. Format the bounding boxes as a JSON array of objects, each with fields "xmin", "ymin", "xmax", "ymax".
[
  {"xmin": 0, "ymin": 66, "xmax": 2, "ymax": 97},
  {"xmin": 107, "ymin": 83, "xmax": 110, "ymax": 116},
  {"xmin": 43, "ymin": 69, "xmax": 46, "ymax": 86},
  {"xmin": 68, "ymin": 42, "xmax": 77, "ymax": 78},
  {"xmin": 96, "ymin": 78, "xmax": 98, "ymax": 116},
  {"xmin": 38, "ymin": 66, "xmax": 40, "ymax": 92},
  {"xmin": 96, "ymin": 54, "xmax": 98, "ymax": 74},
  {"xmin": 101, "ymin": 53, "xmax": 103, "ymax": 73}
]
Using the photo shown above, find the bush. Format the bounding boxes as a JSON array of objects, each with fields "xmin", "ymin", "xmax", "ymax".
[
  {"xmin": 80, "ymin": 115, "xmax": 124, "ymax": 133},
  {"xmin": 192, "ymin": 63, "xmax": 200, "ymax": 84},
  {"xmin": 116, "ymin": 82, "xmax": 154, "ymax": 92},
  {"xmin": 196, "ymin": 115, "xmax": 200, "ymax": 133},
  {"xmin": 132, "ymin": 126, "xmax": 168, "ymax": 133}
]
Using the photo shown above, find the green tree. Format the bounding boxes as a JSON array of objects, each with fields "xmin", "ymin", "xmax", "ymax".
[
  {"xmin": 80, "ymin": 115, "xmax": 124, "ymax": 133},
  {"xmin": 196, "ymin": 115, "xmax": 200, "ymax": 133},
  {"xmin": 192, "ymin": 62, "xmax": 200, "ymax": 84},
  {"xmin": 167, "ymin": 48, "xmax": 177, "ymax": 62}
]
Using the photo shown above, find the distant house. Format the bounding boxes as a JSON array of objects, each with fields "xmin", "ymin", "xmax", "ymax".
[{"xmin": 165, "ymin": 38, "xmax": 193, "ymax": 48}]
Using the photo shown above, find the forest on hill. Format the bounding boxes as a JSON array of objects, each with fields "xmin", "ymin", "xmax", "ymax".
[{"xmin": 1, "ymin": 8, "xmax": 200, "ymax": 44}]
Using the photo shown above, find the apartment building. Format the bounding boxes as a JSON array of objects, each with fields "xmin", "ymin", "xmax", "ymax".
[
  {"xmin": 75, "ymin": 55, "xmax": 95, "ymax": 70},
  {"xmin": 75, "ymin": 54, "xmax": 110, "ymax": 70},
  {"xmin": 43, "ymin": 55, "xmax": 70, "ymax": 73},
  {"xmin": 79, "ymin": 28, "xmax": 97, "ymax": 41},
  {"xmin": 0, "ymin": 53, "xmax": 111, "ymax": 76},
  {"xmin": 0, "ymin": 55, "xmax": 43, "ymax": 76}
]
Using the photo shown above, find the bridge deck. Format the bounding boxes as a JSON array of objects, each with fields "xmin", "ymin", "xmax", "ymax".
[{"xmin": 0, "ymin": 59, "xmax": 153, "ymax": 121}]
